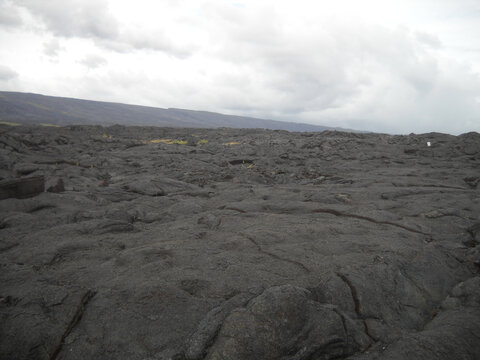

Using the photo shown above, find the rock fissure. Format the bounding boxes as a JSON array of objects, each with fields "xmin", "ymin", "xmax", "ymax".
[
  {"xmin": 312, "ymin": 208, "xmax": 429, "ymax": 235},
  {"xmin": 391, "ymin": 182, "xmax": 467, "ymax": 190},
  {"xmin": 219, "ymin": 206, "xmax": 246, "ymax": 213},
  {"xmin": 0, "ymin": 242, "xmax": 19, "ymax": 253},
  {"xmin": 298, "ymin": 336, "xmax": 346, "ymax": 360},
  {"xmin": 335, "ymin": 272, "xmax": 375, "ymax": 342},
  {"xmin": 241, "ymin": 233, "xmax": 311, "ymax": 273},
  {"xmin": 49, "ymin": 290, "xmax": 96, "ymax": 360},
  {"xmin": 336, "ymin": 272, "xmax": 361, "ymax": 316},
  {"xmin": 332, "ymin": 307, "xmax": 349, "ymax": 339}
]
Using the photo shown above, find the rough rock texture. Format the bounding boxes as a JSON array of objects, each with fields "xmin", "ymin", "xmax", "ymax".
[{"xmin": 0, "ymin": 124, "xmax": 479, "ymax": 360}]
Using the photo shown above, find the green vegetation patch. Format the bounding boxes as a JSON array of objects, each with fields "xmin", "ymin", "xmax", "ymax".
[
  {"xmin": 0, "ymin": 121, "xmax": 22, "ymax": 126},
  {"xmin": 143, "ymin": 139, "xmax": 188, "ymax": 145}
]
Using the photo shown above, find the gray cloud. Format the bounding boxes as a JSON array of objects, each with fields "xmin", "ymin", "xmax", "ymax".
[
  {"xmin": 16, "ymin": 0, "xmax": 118, "ymax": 39},
  {"xmin": 78, "ymin": 54, "xmax": 107, "ymax": 69},
  {"xmin": 192, "ymin": 13, "xmax": 480, "ymax": 134},
  {"xmin": 43, "ymin": 39, "xmax": 62, "ymax": 57},
  {"xmin": 0, "ymin": 0, "xmax": 23, "ymax": 27},
  {"xmin": 14, "ymin": 0, "xmax": 193, "ymax": 58},
  {"xmin": 97, "ymin": 32, "xmax": 193, "ymax": 58},
  {"xmin": 415, "ymin": 31, "xmax": 442, "ymax": 48},
  {"xmin": 122, "ymin": 33, "xmax": 193, "ymax": 58},
  {"xmin": 0, "ymin": 65, "xmax": 18, "ymax": 81}
]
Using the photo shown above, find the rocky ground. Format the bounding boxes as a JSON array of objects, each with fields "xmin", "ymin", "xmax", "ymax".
[{"xmin": 0, "ymin": 124, "xmax": 479, "ymax": 360}]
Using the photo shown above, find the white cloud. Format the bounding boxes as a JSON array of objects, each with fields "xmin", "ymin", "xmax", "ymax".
[{"xmin": 0, "ymin": 0, "xmax": 479, "ymax": 134}]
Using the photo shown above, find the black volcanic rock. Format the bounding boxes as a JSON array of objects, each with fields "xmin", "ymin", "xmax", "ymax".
[
  {"xmin": 0, "ymin": 175, "xmax": 45, "ymax": 199},
  {"xmin": 0, "ymin": 124, "xmax": 479, "ymax": 360}
]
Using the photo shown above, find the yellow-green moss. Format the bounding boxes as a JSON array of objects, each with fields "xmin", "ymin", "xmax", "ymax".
[{"xmin": 0, "ymin": 121, "xmax": 22, "ymax": 126}]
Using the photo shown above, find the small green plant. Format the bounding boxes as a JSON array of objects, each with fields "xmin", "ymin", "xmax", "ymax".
[
  {"xmin": 223, "ymin": 141, "xmax": 241, "ymax": 146},
  {"xmin": 0, "ymin": 121, "xmax": 22, "ymax": 126},
  {"xmin": 40, "ymin": 123, "xmax": 60, "ymax": 127},
  {"xmin": 170, "ymin": 140, "xmax": 188, "ymax": 145},
  {"xmin": 143, "ymin": 138, "xmax": 187, "ymax": 145},
  {"xmin": 241, "ymin": 160, "xmax": 256, "ymax": 169}
]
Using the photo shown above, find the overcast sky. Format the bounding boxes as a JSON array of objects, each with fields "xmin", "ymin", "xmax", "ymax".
[{"xmin": 1, "ymin": 0, "xmax": 479, "ymax": 134}]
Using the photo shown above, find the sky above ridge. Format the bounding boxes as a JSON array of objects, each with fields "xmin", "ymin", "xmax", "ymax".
[{"xmin": 0, "ymin": 0, "xmax": 479, "ymax": 134}]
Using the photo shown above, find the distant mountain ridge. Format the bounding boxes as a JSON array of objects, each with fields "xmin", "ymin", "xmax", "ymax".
[{"xmin": 0, "ymin": 91, "xmax": 355, "ymax": 132}]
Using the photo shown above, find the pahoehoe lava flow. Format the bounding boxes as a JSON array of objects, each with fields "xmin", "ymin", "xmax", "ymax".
[{"xmin": 0, "ymin": 124, "xmax": 479, "ymax": 359}]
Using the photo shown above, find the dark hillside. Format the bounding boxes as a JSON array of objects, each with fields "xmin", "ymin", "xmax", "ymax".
[{"xmin": 0, "ymin": 91, "xmax": 354, "ymax": 132}]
